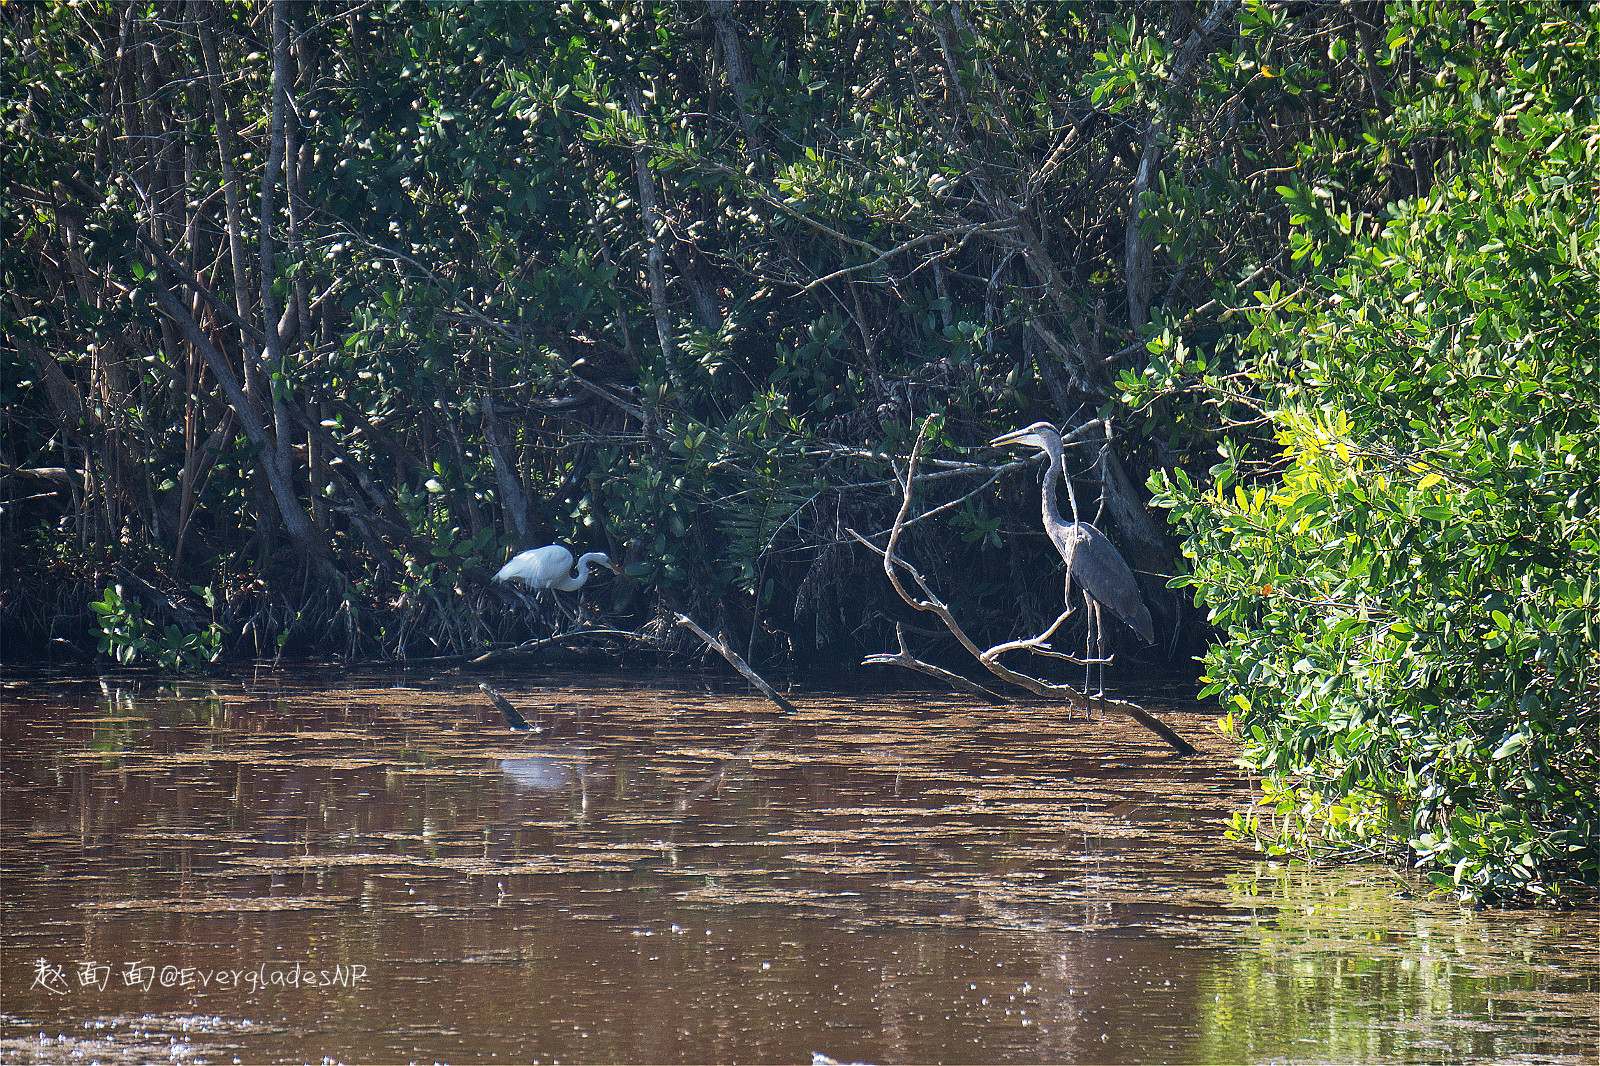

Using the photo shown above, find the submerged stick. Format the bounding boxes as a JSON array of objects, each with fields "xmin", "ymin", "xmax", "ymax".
[
  {"xmin": 676, "ymin": 723, "xmax": 783, "ymax": 812},
  {"xmin": 479, "ymin": 682, "xmax": 537, "ymax": 733},
  {"xmin": 673, "ymin": 613, "xmax": 797, "ymax": 714}
]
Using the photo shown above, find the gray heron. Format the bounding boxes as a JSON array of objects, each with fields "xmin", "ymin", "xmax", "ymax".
[{"xmin": 991, "ymin": 421, "xmax": 1154, "ymax": 695}]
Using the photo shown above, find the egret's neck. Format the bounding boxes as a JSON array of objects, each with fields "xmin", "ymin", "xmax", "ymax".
[
  {"xmin": 553, "ymin": 559, "xmax": 589, "ymax": 593},
  {"xmin": 553, "ymin": 553, "xmax": 606, "ymax": 593}
]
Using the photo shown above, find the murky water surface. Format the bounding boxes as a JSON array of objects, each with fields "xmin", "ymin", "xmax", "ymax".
[{"xmin": 1, "ymin": 668, "xmax": 1594, "ymax": 1064}]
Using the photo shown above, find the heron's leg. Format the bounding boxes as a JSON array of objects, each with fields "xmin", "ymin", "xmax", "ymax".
[
  {"xmin": 1091, "ymin": 599, "xmax": 1108, "ymax": 698},
  {"xmin": 1088, "ymin": 592, "xmax": 1100, "ymax": 710},
  {"xmin": 511, "ymin": 586, "xmax": 546, "ymax": 631}
]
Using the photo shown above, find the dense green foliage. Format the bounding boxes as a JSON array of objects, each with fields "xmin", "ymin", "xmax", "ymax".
[
  {"xmin": 5, "ymin": 0, "xmax": 1398, "ymax": 666},
  {"xmin": 1146, "ymin": 2, "xmax": 1598, "ymax": 901},
  {"xmin": 4, "ymin": 1, "xmax": 1591, "ymax": 900}
]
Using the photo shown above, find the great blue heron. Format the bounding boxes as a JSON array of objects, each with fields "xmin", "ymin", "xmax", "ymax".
[
  {"xmin": 991, "ymin": 421, "xmax": 1154, "ymax": 695},
  {"xmin": 493, "ymin": 545, "xmax": 619, "ymax": 622}
]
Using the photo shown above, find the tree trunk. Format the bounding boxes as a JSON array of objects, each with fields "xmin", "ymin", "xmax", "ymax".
[
  {"xmin": 482, "ymin": 392, "xmax": 534, "ymax": 547},
  {"xmin": 196, "ymin": 6, "xmax": 257, "ymax": 379},
  {"xmin": 706, "ymin": 1, "xmax": 758, "ymax": 133},
  {"xmin": 260, "ymin": 0, "xmax": 296, "ymax": 487},
  {"xmin": 626, "ymin": 86, "xmax": 683, "ymax": 393},
  {"xmin": 1125, "ymin": 0, "xmax": 1237, "ymax": 335},
  {"xmin": 152, "ymin": 285, "xmax": 330, "ymax": 570},
  {"xmin": 1098, "ymin": 444, "xmax": 1178, "ymax": 622}
]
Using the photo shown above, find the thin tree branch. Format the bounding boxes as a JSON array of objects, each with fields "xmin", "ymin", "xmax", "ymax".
[
  {"xmin": 862, "ymin": 623, "xmax": 1011, "ymax": 704},
  {"xmin": 674, "ymin": 612, "xmax": 797, "ymax": 714}
]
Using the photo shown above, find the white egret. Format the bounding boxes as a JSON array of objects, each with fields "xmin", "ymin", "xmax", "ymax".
[
  {"xmin": 493, "ymin": 545, "xmax": 619, "ymax": 591},
  {"xmin": 493, "ymin": 545, "xmax": 619, "ymax": 623}
]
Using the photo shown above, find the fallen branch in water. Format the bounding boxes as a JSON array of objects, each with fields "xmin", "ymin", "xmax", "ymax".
[
  {"xmin": 853, "ymin": 414, "xmax": 1196, "ymax": 757},
  {"xmin": 670, "ymin": 613, "xmax": 796, "ymax": 810},
  {"xmin": 451, "ymin": 627, "xmax": 638, "ymax": 670},
  {"xmin": 673, "ymin": 612, "xmax": 797, "ymax": 714},
  {"xmin": 862, "ymin": 623, "xmax": 1010, "ymax": 705}
]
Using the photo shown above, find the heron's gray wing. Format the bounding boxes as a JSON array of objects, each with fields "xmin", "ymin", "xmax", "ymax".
[{"xmin": 1064, "ymin": 524, "xmax": 1155, "ymax": 643}]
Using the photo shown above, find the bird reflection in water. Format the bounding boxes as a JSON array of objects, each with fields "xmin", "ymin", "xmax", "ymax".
[{"xmin": 500, "ymin": 749, "xmax": 593, "ymax": 821}]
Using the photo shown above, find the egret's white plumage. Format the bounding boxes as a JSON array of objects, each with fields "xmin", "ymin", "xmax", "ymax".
[{"xmin": 493, "ymin": 545, "xmax": 618, "ymax": 591}]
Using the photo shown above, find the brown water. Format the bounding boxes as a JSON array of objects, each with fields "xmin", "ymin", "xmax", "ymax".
[{"xmin": 1, "ymin": 668, "xmax": 1594, "ymax": 1064}]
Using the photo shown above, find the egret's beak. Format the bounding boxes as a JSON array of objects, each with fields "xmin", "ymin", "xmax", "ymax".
[{"xmin": 989, "ymin": 429, "xmax": 1031, "ymax": 448}]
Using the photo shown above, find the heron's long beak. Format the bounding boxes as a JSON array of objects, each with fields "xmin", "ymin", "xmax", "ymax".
[{"xmin": 989, "ymin": 429, "xmax": 1031, "ymax": 448}]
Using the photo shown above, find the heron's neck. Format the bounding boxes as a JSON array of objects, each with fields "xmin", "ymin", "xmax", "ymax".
[{"xmin": 1041, "ymin": 442, "xmax": 1079, "ymax": 527}]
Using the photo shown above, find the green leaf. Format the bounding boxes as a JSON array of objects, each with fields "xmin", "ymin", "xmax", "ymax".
[{"xmin": 1491, "ymin": 732, "xmax": 1528, "ymax": 761}]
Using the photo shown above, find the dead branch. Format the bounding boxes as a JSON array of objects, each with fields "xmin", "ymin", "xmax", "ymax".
[
  {"xmin": 479, "ymin": 682, "xmax": 537, "ymax": 732},
  {"xmin": 674, "ymin": 613, "xmax": 797, "ymax": 714},
  {"xmin": 981, "ymin": 605, "xmax": 1079, "ymax": 663},
  {"xmin": 452, "ymin": 627, "xmax": 638, "ymax": 670},
  {"xmin": 855, "ymin": 415, "xmax": 1196, "ymax": 756},
  {"xmin": 862, "ymin": 623, "xmax": 1011, "ymax": 704}
]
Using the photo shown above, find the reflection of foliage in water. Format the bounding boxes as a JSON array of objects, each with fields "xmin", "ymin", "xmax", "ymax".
[
  {"xmin": 87, "ymin": 684, "xmax": 224, "ymax": 753},
  {"xmin": 1191, "ymin": 863, "xmax": 1597, "ymax": 1064}
]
